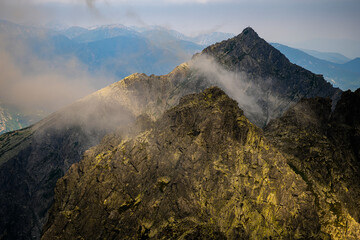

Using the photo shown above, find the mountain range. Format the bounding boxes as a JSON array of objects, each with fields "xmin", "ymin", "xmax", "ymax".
[
  {"xmin": 1, "ymin": 19, "xmax": 359, "ymax": 136},
  {"xmin": 272, "ymin": 43, "xmax": 360, "ymax": 91},
  {"xmin": 300, "ymin": 48, "xmax": 351, "ymax": 64},
  {"xmin": 0, "ymin": 20, "xmax": 234, "ymax": 135},
  {"xmin": 1, "ymin": 26, "xmax": 359, "ymax": 239}
]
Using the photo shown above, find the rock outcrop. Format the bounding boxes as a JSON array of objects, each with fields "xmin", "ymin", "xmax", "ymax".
[
  {"xmin": 0, "ymin": 27, "xmax": 343, "ymax": 239},
  {"xmin": 199, "ymin": 27, "xmax": 341, "ymax": 126},
  {"xmin": 43, "ymin": 87, "xmax": 323, "ymax": 239},
  {"xmin": 265, "ymin": 89, "xmax": 360, "ymax": 239}
]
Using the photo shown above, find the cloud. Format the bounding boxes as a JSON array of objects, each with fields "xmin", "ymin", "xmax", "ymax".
[
  {"xmin": 189, "ymin": 54, "xmax": 262, "ymax": 116},
  {"xmin": 83, "ymin": 0, "xmax": 105, "ymax": 17},
  {"xmin": 85, "ymin": 0, "xmax": 96, "ymax": 8},
  {"xmin": 0, "ymin": 29, "xmax": 113, "ymax": 113},
  {"xmin": 125, "ymin": 9, "xmax": 147, "ymax": 27},
  {"xmin": 189, "ymin": 24, "xmax": 225, "ymax": 37},
  {"xmin": 0, "ymin": 0, "xmax": 48, "ymax": 25},
  {"xmin": 189, "ymin": 54, "xmax": 296, "ymax": 126}
]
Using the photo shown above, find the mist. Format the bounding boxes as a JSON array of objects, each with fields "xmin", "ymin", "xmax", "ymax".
[
  {"xmin": 0, "ymin": 27, "xmax": 115, "ymax": 115},
  {"xmin": 189, "ymin": 54, "xmax": 262, "ymax": 114},
  {"xmin": 189, "ymin": 54, "xmax": 293, "ymax": 126}
]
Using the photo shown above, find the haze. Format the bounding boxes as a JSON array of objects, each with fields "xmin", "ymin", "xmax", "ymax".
[{"xmin": 0, "ymin": 0, "xmax": 359, "ymax": 58}]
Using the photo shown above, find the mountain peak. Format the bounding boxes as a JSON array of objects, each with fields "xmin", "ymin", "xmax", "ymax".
[
  {"xmin": 200, "ymin": 26, "xmax": 283, "ymax": 74},
  {"xmin": 240, "ymin": 26, "xmax": 258, "ymax": 37},
  {"xmin": 197, "ymin": 26, "xmax": 340, "ymax": 126},
  {"xmin": 43, "ymin": 87, "xmax": 322, "ymax": 239}
]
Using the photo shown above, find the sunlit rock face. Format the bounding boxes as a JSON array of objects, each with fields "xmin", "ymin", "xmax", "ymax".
[
  {"xmin": 42, "ymin": 87, "xmax": 323, "ymax": 239},
  {"xmin": 265, "ymin": 89, "xmax": 360, "ymax": 239},
  {"xmin": 0, "ymin": 27, "xmax": 346, "ymax": 239},
  {"xmin": 42, "ymin": 87, "xmax": 360, "ymax": 239}
]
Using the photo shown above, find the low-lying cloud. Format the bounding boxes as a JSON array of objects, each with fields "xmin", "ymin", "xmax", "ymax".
[
  {"xmin": 0, "ymin": 30, "xmax": 114, "ymax": 114},
  {"xmin": 189, "ymin": 54, "xmax": 293, "ymax": 126},
  {"xmin": 189, "ymin": 54, "xmax": 262, "ymax": 114}
]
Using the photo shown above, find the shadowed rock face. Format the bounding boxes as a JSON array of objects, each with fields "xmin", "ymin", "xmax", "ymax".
[
  {"xmin": 42, "ymin": 87, "xmax": 323, "ymax": 239},
  {"xmin": 200, "ymin": 27, "xmax": 342, "ymax": 127},
  {"xmin": 0, "ymin": 27, "xmax": 344, "ymax": 239},
  {"xmin": 0, "ymin": 61, "xmax": 208, "ymax": 240},
  {"xmin": 0, "ymin": 125, "xmax": 102, "ymax": 239},
  {"xmin": 265, "ymin": 89, "xmax": 360, "ymax": 239}
]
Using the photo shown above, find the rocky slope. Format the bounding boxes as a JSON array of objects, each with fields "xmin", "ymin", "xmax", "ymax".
[
  {"xmin": 42, "ymin": 87, "xmax": 323, "ymax": 239},
  {"xmin": 265, "ymin": 89, "xmax": 360, "ymax": 238},
  {"xmin": 199, "ymin": 27, "xmax": 341, "ymax": 126},
  {"xmin": 42, "ymin": 88, "xmax": 360, "ymax": 239},
  {"xmin": 0, "ymin": 67, "xmax": 207, "ymax": 240},
  {"xmin": 0, "ymin": 27, "xmax": 343, "ymax": 239}
]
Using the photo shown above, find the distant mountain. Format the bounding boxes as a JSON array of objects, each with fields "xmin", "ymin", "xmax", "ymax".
[
  {"xmin": 342, "ymin": 57, "xmax": 360, "ymax": 74},
  {"xmin": 75, "ymin": 34, "xmax": 195, "ymax": 77},
  {"xmin": 0, "ymin": 103, "xmax": 45, "ymax": 135},
  {"xmin": 0, "ymin": 20, "xmax": 234, "ymax": 85},
  {"xmin": 272, "ymin": 43, "xmax": 360, "ymax": 91},
  {"xmin": 58, "ymin": 26, "xmax": 90, "ymax": 39},
  {"xmin": 140, "ymin": 29, "xmax": 203, "ymax": 55},
  {"xmin": 301, "ymin": 48, "xmax": 351, "ymax": 64},
  {"xmin": 190, "ymin": 32, "xmax": 235, "ymax": 46},
  {"xmin": 0, "ymin": 19, "xmax": 220, "ymax": 80},
  {"xmin": 131, "ymin": 25, "xmax": 235, "ymax": 46},
  {"xmin": 295, "ymin": 38, "xmax": 360, "ymax": 62},
  {"xmin": 0, "ymin": 20, "xmax": 206, "ymax": 134},
  {"xmin": 0, "ymin": 19, "xmax": 206, "ymax": 80},
  {"xmin": 61, "ymin": 24, "xmax": 139, "ymax": 43},
  {"xmin": 0, "ymin": 104, "xmax": 25, "ymax": 134},
  {"xmin": 61, "ymin": 25, "xmax": 233, "ymax": 56}
]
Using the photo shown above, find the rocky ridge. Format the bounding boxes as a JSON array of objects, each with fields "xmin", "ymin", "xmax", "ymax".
[
  {"xmin": 0, "ymin": 27, "xmax": 344, "ymax": 239},
  {"xmin": 42, "ymin": 87, "xmax": 323, "ymax": 239},
  {"xmin": 265, "ymin": 89, "xmax": 360, "ymax": 238},
  {"xmin": 41, "ymin": 88, "xmax": 360, "ymax": 239},
  {"xmin": 0, "ymin": 64, "xmax": 207, "ymax": 240},
  {"xmin": 200, "ymin": 27, "xmax": 341, "ymax": 126}
]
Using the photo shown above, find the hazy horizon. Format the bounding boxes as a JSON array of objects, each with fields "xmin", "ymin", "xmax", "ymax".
[{"xmin": 0, "ymin": 0, "xmax": 359, "ymax": 58}]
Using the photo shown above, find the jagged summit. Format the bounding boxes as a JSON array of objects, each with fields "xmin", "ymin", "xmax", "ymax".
[
  {"xmin": 239, "ymin": 26, "xmax": 259, "ymax": 37},
  {"xmin": 201, "ymin": 26, "xmax": 295, "ymax": 75},
  {"xmin": 198, "ymin": 26, "xmax": 341, "ymax": 126},
  {"xmin": 0, "ymin": 26, "xmax": 346, "ymax": 239},
  {"xmin": 42, "ymin": 87, "xmax": 321, "ymax": 239},
  {"xmin": 264, "ymin": 89, "xmax": 360, "ymax": 238}
]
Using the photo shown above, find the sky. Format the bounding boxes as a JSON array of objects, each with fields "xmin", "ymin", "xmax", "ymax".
[{"xmin": 0, "ymin": 0, "xmax": 359, "ymax": 57}]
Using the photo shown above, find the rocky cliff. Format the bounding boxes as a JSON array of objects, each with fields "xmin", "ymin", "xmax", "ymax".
[
  {"xmin": 42, "ymin": 87, "xmax": 324, "ymax": 239},
  {"xmin": 265, "ymin": 89, "xmax": 360, "ymax": 238},
  {"xmin": 0, "ymin": 27, "xmax": 344, "ymax": 239},
  {"xmin": 0, "ymin": 66, "xmax": 207, "ymax": 239},
  {"xmin": 199, "ymin": 27, "xmax": 341, "ymax": 126},
  {"xmin": 41, "ymin": 87, "xmax": 360, "ymax": 239}
]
